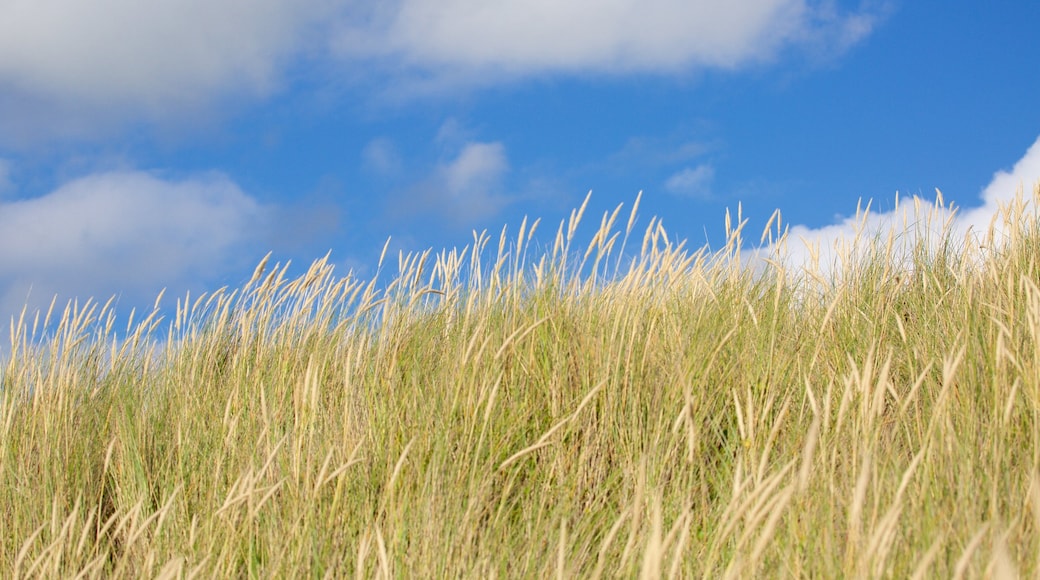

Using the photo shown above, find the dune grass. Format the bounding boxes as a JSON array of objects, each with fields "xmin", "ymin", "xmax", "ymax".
[{"xmin": 2, "ymin": 187, "xmax": 1040, "ymax": 578}]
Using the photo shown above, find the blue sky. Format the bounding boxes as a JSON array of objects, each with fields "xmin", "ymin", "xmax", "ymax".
[{"xmin": 2, "ymin": 0, "xmax": 1040, "ymax": 326}]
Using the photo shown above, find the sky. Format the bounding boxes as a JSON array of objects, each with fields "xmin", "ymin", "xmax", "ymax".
[{"xmin": 2, "ymin": 0, "xmax": 1040, "ymax": 331}]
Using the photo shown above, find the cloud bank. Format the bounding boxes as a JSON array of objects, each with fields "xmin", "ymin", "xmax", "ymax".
[
  {"xmin": 0, "ymin": 171, "xmax": 270, "ymax": 328},
  {"xmin": 0, "ymin": 0, "xmax": 883, "ymax": 140},
  {"xmin": 0, "ymin": 0, "xmax": 332, "ymax": 141},
  {"xmin": 335, "ymin": 0, "xmax": 880, "ymax": 79},
  {"xmin": 759, "ymin": 135, "xmax": 1040, "ymax": 279},
  {"xmin": 0, "ymin": 0, "xmax": 332, "ymax": 102}
]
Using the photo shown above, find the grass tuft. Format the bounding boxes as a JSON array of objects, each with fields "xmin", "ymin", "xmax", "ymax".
[{"xmin": 3, "ymin": 184, "xmax": 1040, "ymax": 577}]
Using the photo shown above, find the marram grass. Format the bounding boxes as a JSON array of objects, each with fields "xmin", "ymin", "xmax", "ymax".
[{"xmin": 3, "ymin": 188, "xmax": 1040, "ymax": 578}]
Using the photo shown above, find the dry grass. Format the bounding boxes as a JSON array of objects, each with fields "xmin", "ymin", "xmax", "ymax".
[{"xmin": 2, "ymin": 186, "xmax": 1040, "ymax": 577}]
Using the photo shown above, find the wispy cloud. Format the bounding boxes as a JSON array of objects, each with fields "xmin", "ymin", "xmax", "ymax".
[
  {"xmin": 390, "ymin": 141, "xmax": 512, "ymax": 228},
  {"xmin": 362, "ymin": 138, "xmax": 403, "ymax": 176},
  {"xmin": 433, "ymin": 141, "xmax": 511, "ymax": 224},
  {"xmin": 665, "ymin": 164, "xmax": 715, "ymax": 199},
  {"xmin": 0, "ymin": 170, "xmax": 270, "ymax": 325},
  {"xmin": 607, "ymin": 134, "xmax": 714, "ymax": 170},
  {"xmin": 442, "ymin": 142, "xmax": 508, "ymax": 199},
  {"xmin": 799, "ymin": 1, "xmax": 887, "ymax": 60}
]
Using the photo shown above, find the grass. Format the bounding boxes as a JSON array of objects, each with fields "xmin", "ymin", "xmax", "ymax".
[{"xmin": 2, "ymin": 187, "xmax": 1040, "ymax": 577}]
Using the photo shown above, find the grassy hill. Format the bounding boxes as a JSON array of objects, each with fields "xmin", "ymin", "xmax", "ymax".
[{"xmin": 3, "ymin": 189, "xmax": 1040, "ymax": 577}]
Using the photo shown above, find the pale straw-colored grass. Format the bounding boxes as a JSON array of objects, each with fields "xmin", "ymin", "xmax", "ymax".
[{"xmin": 2, "ymin": 185, "xmax": 1040, "ymax": 577}]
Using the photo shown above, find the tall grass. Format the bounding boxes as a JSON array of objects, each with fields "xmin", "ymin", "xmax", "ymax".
[{"xmin": 2, "ymin": 186, "xmax": 1040, "ymax": 577}]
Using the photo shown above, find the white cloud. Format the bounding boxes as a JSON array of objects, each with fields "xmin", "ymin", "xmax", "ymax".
[
  {"xmin": 334, "ymin": 0, "xmax": 880, "ymax": 79},
  {"xmin": 665, "ymin": 164, "xmax": 715, "ymax": 199},
  {"xmin": 0, "ymin": 1, "xmax": 883, "ymax": 138},
  {"xmin": 755, "ymin": 135, "xmax": 1040, "ymax": 280},
  {"xmin": 960, "ymin": 136, "xmax": 1040, "ymax": 238},
  {"xmin": 0, "ymin": 0, "xmax": 331, "ymax": 140},
  {"xmin": 0, "ymin": 170, "xmax": 270, "ymax": 326}
]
